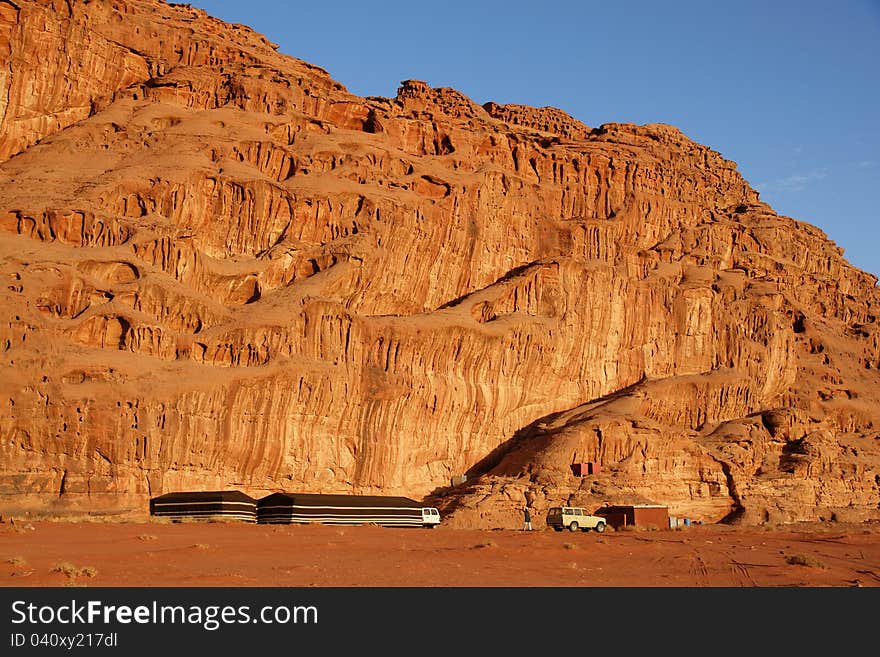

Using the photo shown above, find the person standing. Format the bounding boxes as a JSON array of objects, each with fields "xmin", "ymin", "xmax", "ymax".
[{"xmin": 522, "ymin": 506, "xmax": 532, "ymax": 531}]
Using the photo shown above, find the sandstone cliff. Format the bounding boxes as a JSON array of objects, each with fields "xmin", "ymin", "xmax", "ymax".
[{"xmin": 0, "ymin": 0, "xmax": 878, "ymax": 526}]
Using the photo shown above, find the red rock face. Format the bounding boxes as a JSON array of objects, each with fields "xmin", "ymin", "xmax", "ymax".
[{"xmin": 0, "ymin": 0, "xmax": 878, "ymax": 526}]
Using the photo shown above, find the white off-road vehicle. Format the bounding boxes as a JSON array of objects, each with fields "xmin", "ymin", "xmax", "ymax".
[{"xmin": 546, "ymin": 506, "xmax": 607, "ymax": 532}]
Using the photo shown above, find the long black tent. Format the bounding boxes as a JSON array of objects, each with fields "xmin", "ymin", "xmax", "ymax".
[
  {"xmin": 257, "ymin": 492, "xmax": 439, "ymax": 527},
  {"xmin": 149, "ymin": 490, "xmax": 258, "ymax": 523}
]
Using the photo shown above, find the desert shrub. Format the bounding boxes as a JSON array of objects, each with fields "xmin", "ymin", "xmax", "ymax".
[
  {"xmin": 617, "ymin": 523, "xmax": 661, "ymax": 532},
  {"xmin": 51, "ymin": 562, "xmax": 97, "ymax": 579},
  {"xmin": 785, "ymin": 554, "xmax": 826, "ymax": 569},
  {"xmin": 51, "ymin": 562, "xmax": 79, "ymax": 578}
]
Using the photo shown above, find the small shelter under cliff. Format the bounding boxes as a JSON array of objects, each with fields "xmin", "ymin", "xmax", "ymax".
[
  {"xmin": 149, "ymin": 490, "xmax": 258, "ymax": 523},
  {"xmin": 594, "ymin": 504, "xmax": 669, "ymax": 530}
]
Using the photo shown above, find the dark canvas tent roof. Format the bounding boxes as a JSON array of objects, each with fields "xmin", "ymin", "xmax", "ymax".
[
  {"xmin": 151, "ymin": 490, "xmax": 257, "ymax": 504},
  {"xmin": 258, "ymin": 493, "xmax": 421, "ymax": 508},
  {"xmin": 150, "ymin": 490, "xmax": 257, "ymax": 522}
]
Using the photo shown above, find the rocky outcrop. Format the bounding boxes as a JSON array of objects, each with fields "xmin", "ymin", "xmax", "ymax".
[{"xmin": 0, "ymin": 0, "xmax": 878, "ymax": 525}]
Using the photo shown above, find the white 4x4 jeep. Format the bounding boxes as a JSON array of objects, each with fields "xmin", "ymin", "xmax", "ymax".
[{"xmin": 546, "ymin": 506, "xmax": 607, "ymax": 532}]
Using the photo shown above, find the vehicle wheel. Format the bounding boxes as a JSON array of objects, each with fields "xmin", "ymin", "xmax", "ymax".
[
  {"xmin": 568, "ymin": 522, "xmax": 579, "ymax": 532},
  {"xmin": 595, "ymin": 522, "xmax": 606, "ymax": 533}
]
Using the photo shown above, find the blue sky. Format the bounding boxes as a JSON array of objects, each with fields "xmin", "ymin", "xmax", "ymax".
[{"xmin": 190, "ymin": 0, "xmax": 880, "ymax": 278}]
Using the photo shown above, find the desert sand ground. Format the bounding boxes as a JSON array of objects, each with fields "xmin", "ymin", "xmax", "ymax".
[{"xmin": 2, "ymin": 518, "xmax": 879, "ymax": 587}]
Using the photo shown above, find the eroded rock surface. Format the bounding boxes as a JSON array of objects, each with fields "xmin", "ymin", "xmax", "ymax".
[{"xmin": 1, "ymin": 0, "xmax": 878, "ymax": 525}]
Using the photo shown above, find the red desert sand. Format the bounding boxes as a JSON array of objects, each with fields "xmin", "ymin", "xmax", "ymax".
[
  {"xmin": 2, "ymin": 519, "xmax": 879, "ymax": 587},
  {"xmin": 1, "ymin": 0, "xmax": 879, "ymax": 532}
]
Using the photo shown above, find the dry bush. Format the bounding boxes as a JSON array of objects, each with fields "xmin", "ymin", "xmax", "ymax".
[
  {"xmin": 51, "ymin": 562, "xmax": 97, "ymax": 579},
  {"xmin": 45, "ymin": 514, "xmax": 119, "ymax": 524},
  {"xmin": 136, "ymin": 534, "xmax": 157, "ymax": 541},
  {"xmin": 51, "ymin": 562, "xmax": 79, "ymax": 578},
  {"xmin": 6, "ymin": 556, "xmax": 27, "ymax": 566},
  {"xmin": 563, "ymin": 543, "xmax": 577, "ymax": 550},
  {"xmin": 471, "ymin": 541, "xmax": 498, "ymax": 549},
  {"xmin": 785, "ymin": 554, "xmax": 826, "ymax": 569},
  {"xmin": 619, "ymin": 523, "xmax": 659, "ymax": 531},
  {"xmin": 192, "ymin": 543, "xmax": 210, "ymax": 550}
]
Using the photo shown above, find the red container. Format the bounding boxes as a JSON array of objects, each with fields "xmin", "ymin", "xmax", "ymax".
[{"xmin": 571, "ymin": 462, "xmax": 601, "ymax": 476}]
